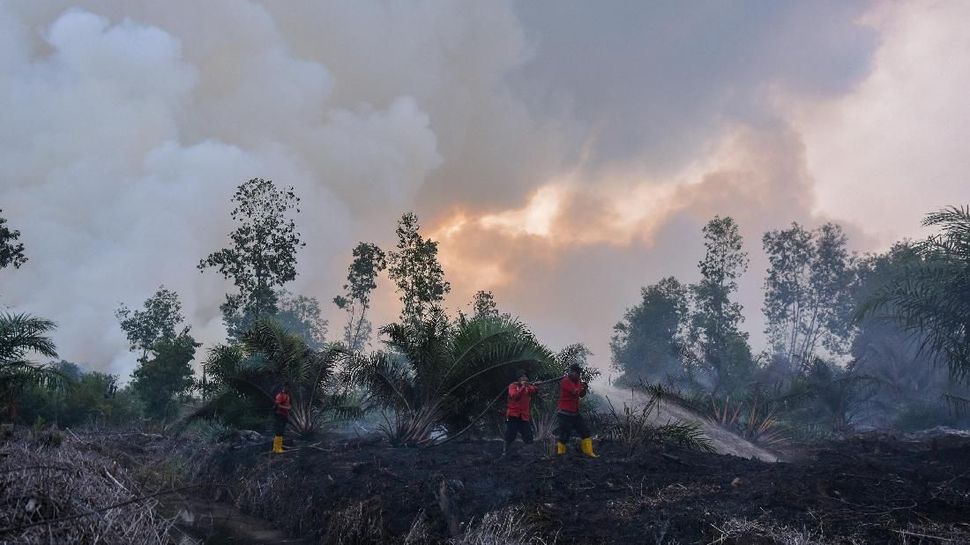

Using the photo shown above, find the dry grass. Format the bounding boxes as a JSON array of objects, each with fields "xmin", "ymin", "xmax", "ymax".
[
  {"xmin": 708, "ymin": 518, "xmax": 838, "ymax": 545},
  {"xmin": 0, "ymin": 429, "xmax": 175, "ymax": 544},
  {"xmin": 449, "ymin": 506, "xmax": 556, "ymax": 545},
  {"xmin": 321, "ymin": 498, "xmax": 386, "ymax": 545}
]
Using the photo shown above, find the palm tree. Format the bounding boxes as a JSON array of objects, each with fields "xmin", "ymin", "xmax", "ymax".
[
  {"xmin": 0, "ymin": 312, "xmax": 60, "ymax": 421},
  {"xmin": 354, "ymin": 314, "xmax": 556, "ymax": 445},
  {"xmin": 195, "ymin": 318, "xmax": 357, "ymax": 437},
  {"xmin": 861, "ymin": 206, "xmax": 970, "ymax": 382}
]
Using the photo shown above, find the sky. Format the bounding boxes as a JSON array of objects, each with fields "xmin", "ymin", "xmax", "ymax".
[{"xmin": 1, "ymin": 1, "xmax": 968, "ymax": 378}]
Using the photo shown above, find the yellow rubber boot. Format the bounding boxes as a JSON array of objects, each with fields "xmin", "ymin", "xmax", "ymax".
[
  {"xmin": 580, "ymin": 437, "xmax": 599, "ymax": 458},
  {"xmin": 555, "ymin": 441, "xmax": 567, "ymax": 456},
  {"xmin": 272, "ymin": 435, "xmax": 283, "ymax": 453}
]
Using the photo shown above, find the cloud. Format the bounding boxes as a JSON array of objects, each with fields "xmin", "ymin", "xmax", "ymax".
[{"xmin": 786, "ymin": 0, "xmax": 970, "ymax": 245}]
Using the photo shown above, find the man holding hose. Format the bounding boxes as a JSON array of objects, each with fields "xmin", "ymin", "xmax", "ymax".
[{"xmin": 556, "ymin": 364, "xmax": 598, "ymax": 458}]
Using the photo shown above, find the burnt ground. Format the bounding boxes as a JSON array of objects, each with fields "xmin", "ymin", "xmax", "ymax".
[{"xmin": 190, "ymin": 433, "xmax": 970, "ymax": 544}]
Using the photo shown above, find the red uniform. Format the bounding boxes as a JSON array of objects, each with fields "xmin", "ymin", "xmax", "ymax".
[
  {"xmin": 506, "ymin": 383, "xmax": 538, "ymax": 420},
  {"xmin": 274, "ymin": 391, "xmax": 291, "ymax": 417},
  {"xmin": 557, "ymin": 376, "xmax": 587, "ymax": 414}
]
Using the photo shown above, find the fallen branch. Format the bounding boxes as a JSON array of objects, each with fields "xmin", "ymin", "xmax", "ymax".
[
  {"xmin": 0, "ymin": 484, "xmax": 201, "ymax": 535},
  {"xmin": 891, "ymin": 528, "xmax": 954, "ymax": 542}
]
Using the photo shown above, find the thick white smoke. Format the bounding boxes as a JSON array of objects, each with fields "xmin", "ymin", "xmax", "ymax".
[
  {"xmin": 0, "ymin": 4, "xmax": 445, "ymax": 374},
  {"xmin": 0, "ymin": 1, "xmax": 965, "ymax": 377}
]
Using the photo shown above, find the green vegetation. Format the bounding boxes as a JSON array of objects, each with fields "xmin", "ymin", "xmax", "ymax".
[
  {"xmin": 3, "ymin": 174, "xmax": 968, "ymax": 451},
  {"xmin": 333, "ymin": 242, "xmax": 387, "ymax": 353},
  {"xmin": 387, "ymin": 211, "xmax": 451, "ymax": 330},
  {"xmin": 611, "ymin": 207, "xmax": 970, "ymax": 440},
  {"xmin": 0, "ymin": 209, "xmax": 27, "ymax": 271},
  {"xmin": 0, "ymin": 313, "xmax": 61, "ymax": 422},
  {"xmin": 198, "ymin": 178, "xmax": 305, "ymax": 339},
  {"xmin": 861, "ymin": 206, "xmax": 970, "ymax": 380},
  {"xmin": 355, "ymin": 314, "xmax": 555, "ymax": 445},
  {"xmin": 200, "ymin": 318, "xmax": 355, "ymax": 436},
  {"xmin": 611, "ymin": 277, "xmax": 688, "ymax": 386}
]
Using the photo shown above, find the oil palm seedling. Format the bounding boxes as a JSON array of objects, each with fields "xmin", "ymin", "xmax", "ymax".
[
  {"xmin": 195, "ymin": 318, "xmax": 359, "ymax": 437},
  {"xmin": 0, "ymin": 312, "xmax": 62, "ymax": 421},
  {"xmin": 354, "ymin": 314, "xmax": 557, "ymax": 445}
]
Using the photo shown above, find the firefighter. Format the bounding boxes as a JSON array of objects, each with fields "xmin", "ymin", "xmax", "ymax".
[
  {"xmin": 503, "ymin": 370, "xmax": 538, "ymax": 456},
  {"xmin": 272, "ymin": 385, "xmax": 291, "ymax": 454},
  {"xmin": 556, "ymin": 364, "xmax": 598, "ymax": 457}
]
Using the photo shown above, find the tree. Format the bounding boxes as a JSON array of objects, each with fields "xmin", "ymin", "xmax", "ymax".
[
  {"xmin": 470, "ymin": 290, "xmax": 500, "ymax": 319},
  {"xmin": 355, "ymin": 315, "xmax": 555, "ymax": 445},
  {"xmin": 0, "ymin": 210, "xmax": 27, "ymax": 271},
  {"xmin": 387, "ymin": 212, "xmax": 450, "ymax": 331},
  {"xmin": 130, "ymin": 333, "xmax": 197, "ymax": 421},
  {"xmin": 199, "ymin": 318, "xmax": 355, "ymax": 436},
  {"xmin": 850, "ymin": 244, "xmax": 966, "ymax": 428},
  {"xmin": 762, "ymin": 222, "xmax": 855, "ymax": 372},
  {"xmin": 611, "ymin": 277, "xmax": 689, "ymax": 385},
  {"xmin": 0, "ymin": 313, "xmax": 60, "ymax": 421},
  {"xmin": 780, "ymin": 359, "xmax": 875, "ymax": 433},
  {"xmin": 18, "ymin": 362, "xmax": 143, "ymax": 427},
  {"xmin": 334, "ymin": 242, "xmax": 387, "ymax": 353},
  {"xmin": 861, "ymin": 206, "xmax": 970, "ymax": 382},
  {"xmin": 199, "ymin": 178, "xmax": 305, "ymax": 339},
  {"xmin": 116, "ymin": 286, "xmax": 188, "ymax": 362},
  {"xmin": 276, "ymin": 290, "xmax": 328, "ymax": 350},
  {"xmin": 687, "ymin": 216, "xmax": 754, "ymax": 393}
]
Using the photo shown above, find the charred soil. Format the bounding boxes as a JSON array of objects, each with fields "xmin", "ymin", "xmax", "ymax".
[{"xmin": 191, "ymin": 433, "xmax": 970, "ymax": 544}]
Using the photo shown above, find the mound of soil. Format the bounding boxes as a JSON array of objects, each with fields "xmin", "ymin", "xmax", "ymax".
[{"xmin": 192, "ymin": 432, "xmax": 970, "ymax": 544}]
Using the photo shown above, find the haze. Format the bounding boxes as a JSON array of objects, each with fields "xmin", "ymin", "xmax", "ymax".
[{"xmin": 1, "ymin": 1, "xmax": 967, "ymax": 376}]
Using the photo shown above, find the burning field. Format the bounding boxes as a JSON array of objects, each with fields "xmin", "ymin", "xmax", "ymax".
[
  {"xmin": 2, "ymin": 422, "xmax": 970, "ymax": 544},
  {"xmin": 177, "ymin": 429, "xmax": 970, "ymax": 544}
]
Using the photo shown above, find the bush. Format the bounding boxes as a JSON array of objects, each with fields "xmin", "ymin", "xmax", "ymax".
[
  {"xmin": 604, "ymin": 389, "xmax": 714, "ymax": 454},
  {"xmin": 355, "ymin": 316, "xmax": 556, "ymax": 445}
]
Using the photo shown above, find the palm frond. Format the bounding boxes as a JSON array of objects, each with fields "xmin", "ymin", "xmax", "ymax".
[
  {"xmin": 354, "ymin": 351, "xmax": 415, "ymax": 411},
  {"xmin": 0, "ymin": 312, "xmax": 58, "ymax": 361},
  {"xmin": 856, "ymin": 206, "xmax": 970, "ymax": 383}
]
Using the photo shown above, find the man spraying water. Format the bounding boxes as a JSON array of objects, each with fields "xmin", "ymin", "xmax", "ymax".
[
  {"xmin": 556, "ymin": 364, "xmax": 598, "ymax": 458},
  {"xmin": 503, "ymin": 370, "xmax": 538, "ymax": 456}
]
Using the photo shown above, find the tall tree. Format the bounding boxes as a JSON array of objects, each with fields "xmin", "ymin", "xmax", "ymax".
[
  {"xmin": 199, "ymin": 178, "xmax": 305, "ymax": 339},
  {"xmin": 116, "ymin": 286, "xmax": 188, "ymax": 362},
  {"xmin": 611, "ymin": 277, "xmax": 689, "ymax": 385},
  {"xmin": 131, "ymin": 333, "xmax": 197, "ymax": 421},
  {"xmin": 762, "ymin": 222, "xmax": 854, "ymax": 372},
  {"xmin": 688, "ymin": 216, "xmax": 754, "ymax": 393},
  {"xmin": 334, "ymin": 242, "xmax": 387, "ymax": 353},
  {"xmin": 387, "ymin": 212, "xmax": 450, "ymax": 331},
  {"xmin": 0, "ymin": 209, "xmax": 27, "ymax": 271}
]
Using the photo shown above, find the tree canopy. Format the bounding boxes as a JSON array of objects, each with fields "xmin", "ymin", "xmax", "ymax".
[
  {"xmin": 199, "ymin": 178, "xmax": 305, "ymax": 339},
  {"xmin": 0, "ymin": 210, "xmax": 27, "ymax": 271}
]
